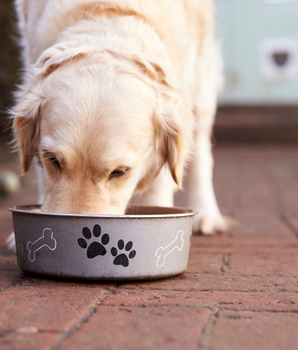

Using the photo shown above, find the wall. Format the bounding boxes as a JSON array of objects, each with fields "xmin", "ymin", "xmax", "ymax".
[{"xmin": 215, "ymin": 0, "xmax": 298, "ymax": 105}]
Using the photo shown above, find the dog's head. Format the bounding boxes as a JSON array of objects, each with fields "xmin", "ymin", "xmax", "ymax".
[{"xmin": 12, "ymin": 43, "xmax": 191, "ymax": 214}]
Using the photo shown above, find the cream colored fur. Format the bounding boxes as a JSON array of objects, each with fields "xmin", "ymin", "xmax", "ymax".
[{"xmin": 7, "ymin": 0, "xmax": 232, "ymax": 250}]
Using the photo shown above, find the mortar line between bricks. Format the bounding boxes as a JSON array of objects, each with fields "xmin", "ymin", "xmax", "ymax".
[
  {"xmin": 197, "ymin": 307, "xmax": 219, "ymax": 350},
  {"xmin": 96, "ymin": 304, "xmax": 298, "ymax": 314},
  {"xmin": 280, "ymin": 212, "xmax": 298, "ymax": 239},
  {"xmin": 50, "ymin": 287, "xmax": 117, "ymax": 350},
  {"xmin": 218, "ymin": 308, "xmax": 298, "ymax": 313},
  {"xmin": 220, "ymin": 253, "xmax": 230, "ymax": 273},
  {"xmin": 116, "ymin": 287, "xmax": 298, "ymax": 293},
  {"xmin": 93, "ymin": 303, "xmax": 216, "ymax": 309}
]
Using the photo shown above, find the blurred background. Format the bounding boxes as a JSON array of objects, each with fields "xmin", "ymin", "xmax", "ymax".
[
  {"xmin": 0, "ymin": 0, "xmax": 298, "ymax": 203},
  {"xmin": 1, "ymin": 0, "xmax": 298, "ymax": 151},
  {"xmin": 0, "ymin": 0, "xmax": 20, "ymax": 162},
  {"xmin": 214, "ymin": 0, "xmax": 298, "ymax": 143}
]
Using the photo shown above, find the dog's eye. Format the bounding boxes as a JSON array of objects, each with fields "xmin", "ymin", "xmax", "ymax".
[
  {"xmin": 109, "ymin": 169, "xmax": 125, "ymax": 180},
  {"xmin": 42, "ymin": 150, "xmax": 63, "ymax": 173},
  {"xmin": 48, "ymin": 154, "xmax": 61, "ymax": 171}
]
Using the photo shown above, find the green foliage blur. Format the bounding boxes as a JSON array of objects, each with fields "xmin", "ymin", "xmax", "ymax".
[{"xmin": 0, "ymin": 0, "xmax": 22, "ymax": 139}]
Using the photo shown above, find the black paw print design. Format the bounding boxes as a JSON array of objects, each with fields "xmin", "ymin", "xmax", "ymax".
[
  {"xmin": 78, "ymin": 224, "xmax": 109, "ymax": 259},
  {"xmin": 111, "ymin": 240, "xmax": 136, "ymax": 267}
]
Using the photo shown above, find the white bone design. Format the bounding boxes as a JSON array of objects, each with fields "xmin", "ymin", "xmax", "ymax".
[
  {"xmin": 155, "ymin": 230, "xmax": 184, "ymax": 268},
  {"xmin": 27, "ymin": 228, "xmax": 57, "ymax": 262}
]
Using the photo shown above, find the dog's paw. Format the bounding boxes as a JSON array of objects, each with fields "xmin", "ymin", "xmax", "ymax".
[
  {"xmin": 193, "ymin": 214, "xmax": 237, "ymax": 235},
  {"xmin": 6, "ymin": 232, "xmax": 16, "ymax": 252}
]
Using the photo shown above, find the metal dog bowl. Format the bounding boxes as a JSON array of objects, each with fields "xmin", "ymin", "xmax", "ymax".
[{"xmin": 9, "ymin": 205, "xmax": 197, "ymax": 280}]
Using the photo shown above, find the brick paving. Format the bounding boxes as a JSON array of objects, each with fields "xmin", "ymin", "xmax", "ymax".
[{"xmin": 0, "ymin": 145, "xmax": 298, "ymax": 350}]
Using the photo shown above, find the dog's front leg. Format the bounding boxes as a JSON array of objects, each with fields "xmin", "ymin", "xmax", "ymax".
[
  {"xmin": 35, "ymin": 163, "xmax": 45, "ymax": 204},
  {"xmin": 187, "ymin": 121, "xmax": 231, "ymax": 234},
  {"xmin": 186, "ymin": 35, "xmax": 236, "ymax": 234}
]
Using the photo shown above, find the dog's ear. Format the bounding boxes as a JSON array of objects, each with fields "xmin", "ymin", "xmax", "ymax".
[
  {"xmin": 155, "ymin": 88, "xmax": 192, "ymax": 188},
  {"xmin": 12, "ymin": 88, "xmax": 43, "ymax": 173},
  {"xmin": 137, "ymin": 58, "xmax": 192, "ymax": 188},
  {"xmin": 12, "ymin": 43, "xmax": 95, "ymax": 173}
]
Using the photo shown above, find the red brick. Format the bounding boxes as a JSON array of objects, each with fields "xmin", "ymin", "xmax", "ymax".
[
  {"xmin": 0, "ymin": 331, "xmax": 59, "ymax": 350},
  {"xmin": 57, "ymin": 306, "xmax": 210, "ymax": 350},
  {"xmin": 0, "ymin": 255, "xmax": 18, "ymax": 266},
  {"xmin": 190, "ymin": 234, "xmax": 298, "ymax": 254},
  {"xmin": 229, "ymin": 252, "xmax": 298, "ymax": 277},
  {"xmin": 210, "ymin": 311, "xmax": 298, "ymax": 350},
  {"xmin": 189, "ymin": 243, "xmax": 298, "ymax": 275},
  {"xmin": 0, "ymin": 283, "xmax": 112, "ymax": 332},
  {"xmin": 189, "ymin": 235, "xmax": 234, "ymax": 252},
  {"xmin": 187, "ymin": 252, "xmax": 223, "ymax": 274},
  {"xmin": 227, "ymin": 215, "xmax": 296, "ymax": 240}
]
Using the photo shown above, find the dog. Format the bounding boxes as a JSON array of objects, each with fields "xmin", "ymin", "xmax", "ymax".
[{"xmin": 7, "ymin": 0, "xmax": 232, "ymax": 249}]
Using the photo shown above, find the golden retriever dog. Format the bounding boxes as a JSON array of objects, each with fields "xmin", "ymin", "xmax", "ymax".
[{"xmin": 7, "ymin": 0, "xmax": 232, "ymax": 249}]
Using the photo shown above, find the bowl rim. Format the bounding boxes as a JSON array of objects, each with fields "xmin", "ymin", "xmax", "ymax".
[{"xmin": 9, "ymin": 204, "xmax": 198, "ymax": 219}]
